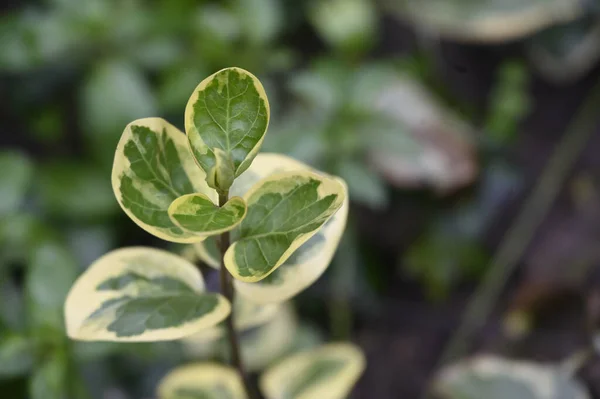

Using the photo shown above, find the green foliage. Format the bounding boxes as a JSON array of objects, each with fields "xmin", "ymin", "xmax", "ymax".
[{"xmin": 59, "ymin": 66, "xmax": 360, "ymax": 399}]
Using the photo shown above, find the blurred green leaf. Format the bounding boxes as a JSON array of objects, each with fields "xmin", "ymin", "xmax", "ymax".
[
  {"xmin": 309, "ymin": 0, "xmax": 377, "ymax": 55},
  {"xmin": 0, "ymin": 335, "xmax": 34, "ymax": 378},
  {"xmin": 485, "ymin": 61, "xmax": 530, "ymax": 146},
  {"xmin": 158, "ymin": 66, "xmax": 206, "ymax": 113},
  {"xmin": 0, "ymin": 151, "xmax": 33, "ymax": 215},
  {"xmin": 0, "ymin": 278, "xmax": 26, "ymax": 331},
  {"xmin": 65, "ymin": 225, "xmax": 116, "ymax": 270},
  {"xmin": 37, "ymin": 162, "xmax": 117, "ymax": 221},
  {"xmin": 26, "ymin": 241, "xmax": 78, "ymax": 331},
  {"xmin": 28, "ymin": 106, "xmax": 65, "ymax": 144},
  {"xmin": 336, "ymin": 160, "xmax": 388, "ymax": 209},
  {"xmin": 81, "ymin": 59, "xmax": 157, "ymax": 164},
  {"xmin": 237, "ymin": 0, "xmax": 283, "ymax": 45},
  {"xmin": 29, "ymin": 351, "xmax": 67, "ymax": 399},
  {"xmin": 0, "ymin": 214, "xmax": 56, "ymax": 266}
]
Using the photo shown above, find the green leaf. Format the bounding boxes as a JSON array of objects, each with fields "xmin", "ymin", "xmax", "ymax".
[
  {"xmin": 434, "ymin": 355, "xmax": 589, "ymax": 399},
  {"xmin": 168, "ymin": 194, "xmax": 247, "ymax": 237},
  {"xmin": 64, "ymin": 247, "xmax": 230, "ymax": 342},
  {"xmin": 27, "ymin": 241, "xmax": 78, "ymax": 330},
  {"xmin": 260, "ymin": 343, "xmax": 365, "ymax": 399},
  {"xmin": 38, "ymin": 162, "xmax": 118, "ymax": 220},
  {"xmin": 310, "ymin": 0, "xmax": 376, "ymax": 54},
  {"xmin": 195, "ymin": 153, "xmax": 349, "ymax": 302},
  {"xmin": 185, "ymin": 67, "xmax": 270, "ymax": 183},
  {"xmin": 112, "ymin": 117, "xmax": 217, "ymax": 243},
  {"xmin": 29, "ymin": 352, "xmax": 67, "ymax": 399},
  {"xmin": 82, "ymin": 60, "xmax": 157, "ymax": 164},
  {"xmin": 224, "ymin": 171, "xmax": 345, "ymax": 282},
  {"xmin": 237, "ymin": 0, "xmax": 283, "ymax": 45},
  {"xmin": 158, "ymin": 363, "xmax": 246, "ymax": 399},
  {"xmin": 0, "ymin": 335, "xmax": 34, "ymax": 378},
  {"xmin": 336, "ymin": 160, "xmax": 388, "ymax": 209},
  {"xmin": 0, "ymin": 151, "xmax": 33, "ymax": 215}
]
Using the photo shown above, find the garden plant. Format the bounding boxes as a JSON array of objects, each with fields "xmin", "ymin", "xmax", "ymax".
[{"xmin": 63, "ymin": 67, "xmax": 365, "ymax": 399}]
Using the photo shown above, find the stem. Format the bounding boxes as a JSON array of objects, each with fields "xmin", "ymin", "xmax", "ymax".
[
  {"xmin": 218, "ymin": 191, "xmax": 256, "ymax": 399},
  {"xmin": 424, "ymin": 77, "xmax": 600, "ymax": 399}
]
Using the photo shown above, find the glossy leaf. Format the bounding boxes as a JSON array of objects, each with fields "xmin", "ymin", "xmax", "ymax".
[
  {"xmin": 224, "ymin": 171, "xmax": 345, "ymax": 282},
  {"xmin": 195, "ymin": 153, "xmax": 348, "ymax": 302},
  {"xmin": 157, "ymin": 363, "xmax": 246, "ymax": 399},
  {"xmin": 0, "ymin": 151, "xmax": 33, "ymax": 215},
  {"xmin": 112, "ymin": 117, "xmax": 216, "ymax": 243},
  {"xmin": 168, "ymin": 194, "xmax": 247, "ymax": 238},
  {"xmin": 260, "ymin": 343, "xmax": 366, "ymax": 399},
  {"xmin": 64, "ymin": 247, "xmax": 230, "ymax": 342},
  {"xmin": 434, "ymin": 355, "xmax": 590, "ymax": 399},
  {"xmin": 385, "ymin": 0, "xmax": 586, "ymax": 43},
  {"xmin": 185, "ymin": 67, "xmax": 270, "ymax": 187}
]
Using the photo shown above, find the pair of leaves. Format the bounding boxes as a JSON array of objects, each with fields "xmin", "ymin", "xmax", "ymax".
[
  {"xmin": 112, "ymin": 67, "xmax": 346, "ymax": 283},
  {"xmin": 112, "ymin": 117, "xmax": 245, "ymax": 243},
  {"xmin": 158, "ymin": 343, "xmax": 365, "ymax": 399}
]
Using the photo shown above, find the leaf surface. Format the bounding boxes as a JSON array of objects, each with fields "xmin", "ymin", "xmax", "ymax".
[
  {"xmin": 65, "ymin": 247, "xmax": 230, "ymax": 342},
  {"xmin": 169, "ymin": 195, "xmax": 246, "ymax": 238},
  {"xmin": 185, "ymin": 67, "xmax": 270, "ymax": 188},
  {"xmin": 196, "ymin": 153, "xmax": 348, "ymax": 301},
  {"xmin": 224, "ymin": 170, "xmax": 345, "ymax": 282}
]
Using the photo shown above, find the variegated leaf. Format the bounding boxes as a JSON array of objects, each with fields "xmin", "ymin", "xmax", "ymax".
[
  {"xmin": 64, "ymin": 247, "xmax": 230, "ymax": 342},
  {"xmin": 158, "ymin": 363, "xmax": 246, "ymax": 399},
  {"xmin": 185, "ymin": 67, "xmax": 270, "ymax": 190},
  {"xmin": 168, "ymin": 194, "xmax": 247, "ymax": 238},
  {"xmin": 194, "ymin": 153, "xmax": 348, "ymax": 301},
  {"xmin": 224, "ymin": 171, "xmax": 345, "ymax": 282},
  {"xmin": 112, "ymin": 118, "xmax": 217, "ymax": 243},
  {"xmin": 260, "ymin": 343, "xmax": 366, "ymax": 399}
]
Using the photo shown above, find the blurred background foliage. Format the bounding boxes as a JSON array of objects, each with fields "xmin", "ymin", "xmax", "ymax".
[{"xmin": 3, "ymin": 0, "xmax": 600, "ymax": 398}]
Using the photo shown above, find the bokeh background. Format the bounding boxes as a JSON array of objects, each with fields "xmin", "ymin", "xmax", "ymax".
[{"xmin": 3, "ymin": 0, "xmax": 600, "ymax": 398}]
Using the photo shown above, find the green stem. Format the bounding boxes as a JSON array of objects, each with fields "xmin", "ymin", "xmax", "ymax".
[
  {"xmin": 218, "ymin": 191, "xmax": 256, "ymax": 399},
  {"xmin": 425, "ymin": 77, "xmax": 600, "ymax": 397}
]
